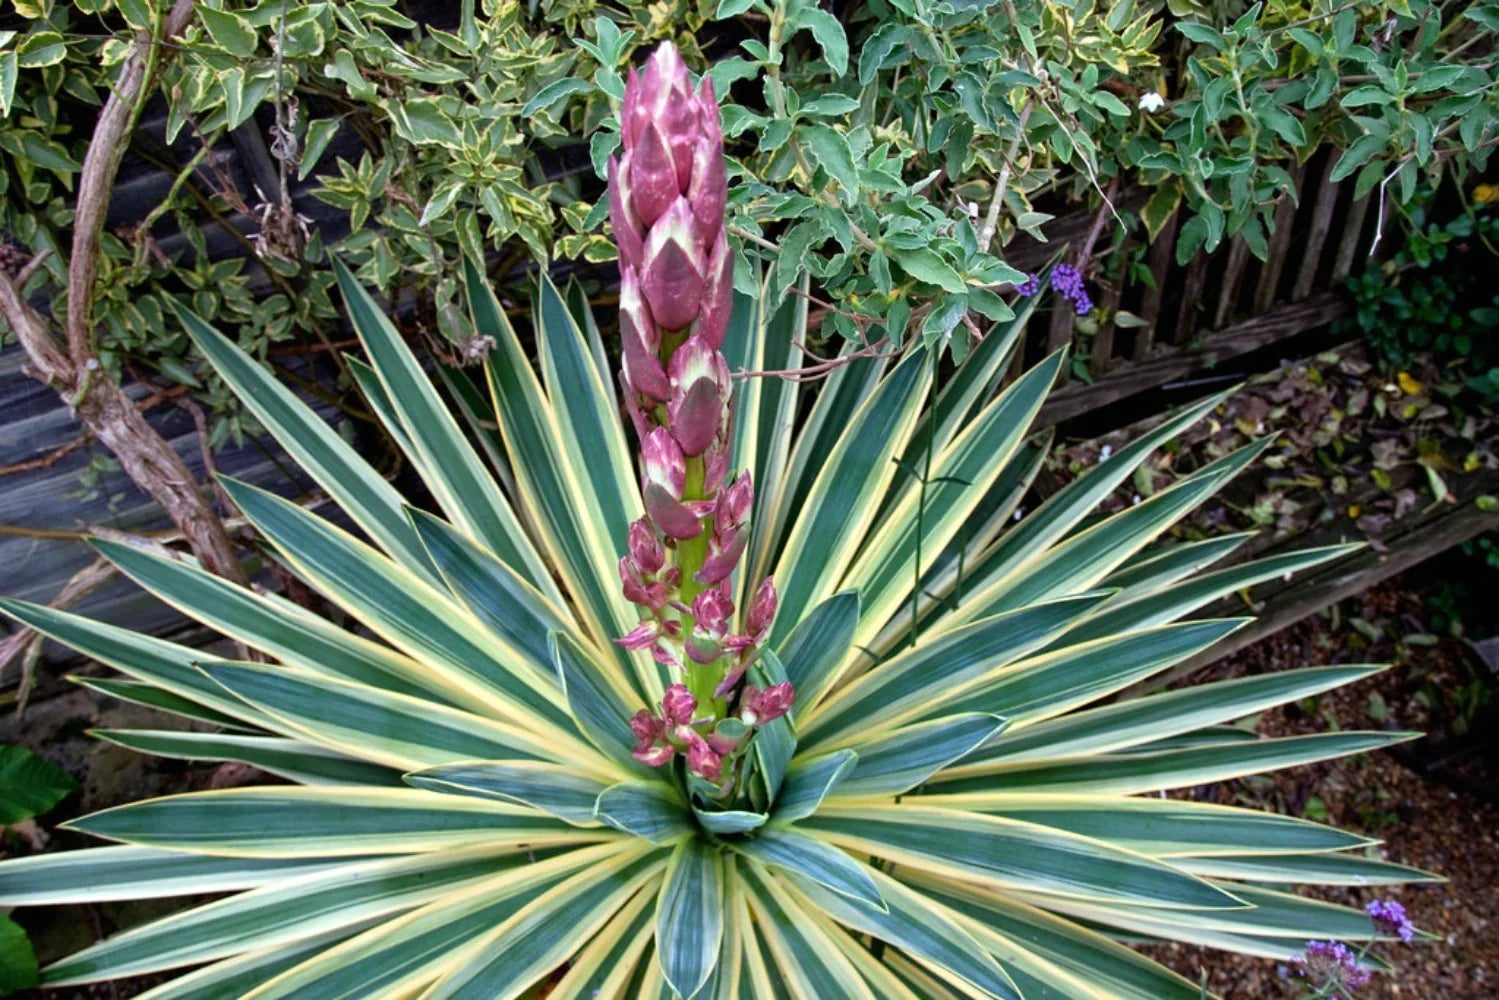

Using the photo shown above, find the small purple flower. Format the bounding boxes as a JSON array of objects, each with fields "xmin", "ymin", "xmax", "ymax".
[
  {"xmin": 1296, "ymin": 940, "xmax": 1371, "ymax": 991},
  {"xmin": 1050, "ymin": 263, "xmax": 1093, "ymax": 316},
  {"xmin": 1015, "ymin": 273, "xmax": 1040, "ymax": 297},
  {"xmin": 1366, "ymin": 899, "xmax": 1415, "ymax": 942}
]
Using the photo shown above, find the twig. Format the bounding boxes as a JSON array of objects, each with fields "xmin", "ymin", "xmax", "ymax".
[
  {"xmin": 14, "ymin": 249, "xmax": 52, "ymax": 287},
  {"xmin": 732, "ymin": 337, "xmax": 897, "ymax": 382},
  {"xmin": 67, "ymin": 0, "xmax": 197, "ymax": 364},
  {"xmin": 978, "ymin": 102, "xmax": 1033, "ymax": 254},
  {"xmin": 0, "ymin": 0, "xmax": 248, "ymax": 587},
  {"xmin": 0, "ymin": 432, "xmax": 94, "ymax": 477},
  {"xmin": 0, "ymin": 557, "xmax": 117, "ymax": 707},
  {"xmin": 1077, "ymin": 176, "xmax": 1123, "ymax": 272}
]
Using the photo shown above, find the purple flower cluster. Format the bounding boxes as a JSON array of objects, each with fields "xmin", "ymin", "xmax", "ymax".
[
  {"xmin": 1015, "ymin": 273, "xmax": 1040, "ymax": 297},
  {"xmin": 1050, "ymin": 263, "xmax": 1094, "ymax": 316},
  {"xmin": 1296, "ymin": 941, "xmax": 1371, "ymax": 992},
  {"xmin": 1367, "ymin": 899, "xmax": 1416, "ymax": 942}
]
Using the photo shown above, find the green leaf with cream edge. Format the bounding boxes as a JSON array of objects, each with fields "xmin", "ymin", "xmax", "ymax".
[{"xmin": 0, "ymin": 260, "xmax": 1427, "ymax": 997}]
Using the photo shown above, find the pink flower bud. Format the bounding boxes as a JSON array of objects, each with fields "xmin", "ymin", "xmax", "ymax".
[
  {"xmin": 692, "ymin": 588, "xmax": 734, "ymax": 633},
  {"xmin": 717, "ymin": 472, "xmax": 753, "ymax": 528},
  {"xmin": 697, "ymin": 75, "xmax": 721, "ymax": 147},
  {"xmin": 620, "ymin": 374, "xmax": 652, "ymax": 441},
  {"xmin": 629, "ymin": 708, "xmax": 664, "ymax": 749},
  {"xmin": 635, "ymin": 428, "xmax": 683, "ymax": 494},
  {"xmin": 693, "ymin": 230, "xmax": 733, "ymax": 349},
  {"xmin": 607, "ymin": 158, "xmax": 645, "ymax": 272},
  {"xmin": 695, "ymin": 527, "xmax": 746, "ymax": 586},
  {"xmin": 634, "ymin": 743, "xmax": 675, "ymax": 767},
  {"xmin": 703, "ymin": 440, "xmax": 730, "ymax": 495},
  {"xmin": 619, "ymin": 267, "xmax": 669, "ymax": 402},
  {"xmin": 641, "ymin": 428, "xmax": 701, "ymax": 539},
  {"xmin": 740, "ymin": 681, "xmax": 794, "ymax": 726},
  {"xmin": 660, "ymin": 683, "xmax": 697, "ymax": 726},
  {"xmin": 651, "ymin": 641, "xmax": 682, "ymax": 669},
  {"xmin": 684, "ymin": 730, "xmax": 723, "ymax": 781},
  {"xmin": 640, "ymin": 199, "xmax": 706, "ymax": 331},
  {"xmin": 746, "ymin": 577, "xmax": 778, "ymax": 639},
  {"xmin": 667, "ymin": 335, "xmax": 730, "ymax": 457},
  {"xmin": 625, "ymin": 122, "xmax": 679, "ymax": 228},
  {"xmin": 627, "ymin": 517, "xmax": 665, "ymax": 575},
  {"xmin": 688, "ymin": 136, "xmax": 727, "ymax": 242},
  {"xmin": 615, "ymin": 620, "xmax": 660, "ymax": 651}
]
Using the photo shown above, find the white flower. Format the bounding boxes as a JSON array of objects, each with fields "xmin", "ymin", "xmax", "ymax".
[
  {"xmin": 1098, "ymin": 444, "xmax": 1113, "ymax": 461},
  {"xmin": 1138, "ymin": 91, "xmax": 1166, "ymax": 113}
]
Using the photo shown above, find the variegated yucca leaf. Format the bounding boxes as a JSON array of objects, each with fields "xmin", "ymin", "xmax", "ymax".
[{"xmin": 0, "ymin": 259, "xmax": 1432, "ymax": 999}]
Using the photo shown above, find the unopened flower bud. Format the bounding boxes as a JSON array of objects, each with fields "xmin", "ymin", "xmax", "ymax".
[
  {"xmin": 660, "ymin": 683, "xmax": 697, "ymax": 727},
  {"xmin": 715, "ymin": 472, "xmax": 753, "ymax": 536},
  {"xmin": 619, "ymin": 267, "xmax": 669, "ymax": 402},
  {"xmin": 640, "ymin": 199, "xmax": 705, "ymax": 331},
  {"xmin": 607, "ymin": 158, "xmax": 645, "ymax": 272},
  {"xmin": 629, "ymin": 709, "xmax": 675, "ymax": 766},
  {"xmin": 745, "ymin": 577, "xmax": 778, "ymax": 640},
  {"xmin": 634, "ymin": 743, "xmax": 675, "ymax": 767},
  {"xmin": 667, "ymin": 335, "xmax": 731, "ymax": 457},
  {"xmin": 623, "ymin": 121, "xmax": 679, "ymax": 228},
  {"xmin": 684, "ymin": 730, "xmax": 723, "ymax": 781},
  {"xmin": 695, "ymin": 528, "xmax": 747, "ymax": 586},
  {"xmin": 740, "ymin": 680, "xmax": 794, "ymax": 726},
  {"xmin": 691, "ymin": 588, "xmax": 734, "ymax": 634},
  {"xmin": 615, "ymin": 620, "xmax": 660, "ymax": 651},
  {"xmin": 641, "ymin": 428, "xmax": 702, "ymax": 539},
  {"xmin": 629, "ymin": 709, "xmax": 664, "ymax": 748},
  {"xmin": 693, "ymin": 230, "xmax": 733, "ymax": 349},
  {"xmin": 627, "ymin": 517, "xmax": 665, "ymax": 575}
]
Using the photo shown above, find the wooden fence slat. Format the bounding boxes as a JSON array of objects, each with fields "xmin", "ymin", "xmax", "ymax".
[
  {"xmin": 1047, "ymin": 310, "xmax": 1075, "ymax": 367},
  {"xmin": 1089, "ymin": 241, "xmax": 1129, "ymax": 378},
  {"xmin": 1292, "ymin": 154, "xmax": 1343, "ymax": 301},
  {"xmin": 1136, "ymin": 212, "xmax": 1180, "ymax": 359},
  {"xmin": 1253, "ymin": 164, "xmax": 1307, "ymax": 314},
  {"xmin": 1213, "ymin": 236, "xmax": 1251, "ymax": 330},
  {"xmin": 1173, "ymin": 251, "xmax": 1210, "ymax": 346},
  {"xmin": 1332, "ymin": 193, "xmax": 1373, "ymax": 281}
]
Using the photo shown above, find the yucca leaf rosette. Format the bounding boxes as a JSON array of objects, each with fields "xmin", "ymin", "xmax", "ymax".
[{"xmin": 0, "ymin": 41, "xmax": 1431, "ymax": 1000}]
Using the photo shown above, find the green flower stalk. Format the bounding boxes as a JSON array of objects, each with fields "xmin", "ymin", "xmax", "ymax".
[{"xmin": 610, "ymin": 42, "xmax": 782, "ymax": 792}]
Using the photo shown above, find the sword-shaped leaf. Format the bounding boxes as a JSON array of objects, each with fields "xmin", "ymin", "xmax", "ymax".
[
  {"xmin": 801, "ymin": 805, "xmax": 1245, "ymax": 910},
  {"xmin": 332, "ymin": 258, "xmax": 557, "ymax": 597},
  {"xmin": 93, "ymin": 730, "xmax": 401, "ymax": 787},
  {"xmin": 62, "ymin": 786, "xmax": 607, "ymax": 857},
  {"xmin": 656, "ymin": 839, "xmax": 725, "ymax": 1000},
  {"xmin": 405, "ymin": 760, "xmax": 611, "ymax": 826}
]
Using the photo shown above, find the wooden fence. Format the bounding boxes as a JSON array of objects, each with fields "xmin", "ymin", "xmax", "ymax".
[{"xmin": 1007, "ymin": 146, "xmax": 1378, "ymax": 424}]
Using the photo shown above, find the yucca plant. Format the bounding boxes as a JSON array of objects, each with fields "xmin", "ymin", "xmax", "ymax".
[{"xmin": 0, "ymin": 42, "xmax": 1434, "ymax": 1000}]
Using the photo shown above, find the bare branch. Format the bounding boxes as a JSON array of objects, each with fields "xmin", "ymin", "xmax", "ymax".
[{"xmin": 66, "ymin": 0, "xmax": 197, "ymax": 364}]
